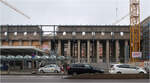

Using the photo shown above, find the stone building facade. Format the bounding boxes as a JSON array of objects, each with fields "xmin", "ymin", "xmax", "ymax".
[
  {"xmin": 0, "ymin": 25, "xmax": 131, "ymax": 64},
  {"xmin": 1, "ymin": 16, "xmax": 150, "ymax": 64}
]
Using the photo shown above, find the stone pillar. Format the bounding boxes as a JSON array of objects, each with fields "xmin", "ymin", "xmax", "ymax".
[
  {"xmin": 124, "ymin": 40, "xmax": 129, "ymax": 63},
  {"xmin": 39, "ymin": 41, "xmax": 42, "ymax": 49},
  {"xmin": 67, "ymin": 40, "xmax": 71, "ymax": 64},
  {"xmin": 78, "ymin": 40, "xmax": 80, "ymax": 63},
  {"xmin": 29, "ymin": 40, "xmax": 32, "ymax": 46},
  {"xmin": 97, "ymin": 40, "xmax": 100, "ymax": 63},
  {"xmin": 49, "ymin": 40, "xmax": 51, "ymax": 51},
  {"xmin": 87, "ymin": 40, "xmax": 90, "ymax": 63},
  {"xmin": 0, "ymin": 40, "xmax": 2, "ymax": 46},
  {"xmin": 9, "ymin": 40, "xmax": 12, "ymax": 46},
  {"xmin": 116, "ymin": 40, "xmax": 119, "ymax": 63},
  {"xmin": 106, "ymin": 40, "xmax": 110, "ymax": 68},
  {"xmin": 58, "ymin": 40, "xmax": 61, "ymax": 56},
  {"xmin": 19, "ymin": 40, "xmax": 22, "ymax": 46},
  {"xmin": 0, "ymin": 28, "xmax": 1, "ymax": 46},
  {"xmin": 67, "ymin": 40, "xmax": 71, "ymax": 56}
]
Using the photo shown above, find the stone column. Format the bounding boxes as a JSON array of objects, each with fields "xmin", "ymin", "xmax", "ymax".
[
  {"xmin": 106, "ymin": 40, "xmax": 110, "ymax": 68},
  {"xmin": 87, "ymin": 40, "xmax": 90, "ymax": 63},
  {"xmin": 67, "ymin": 40, "xmax": 71, "ymax": 56},
  {"xmin": 49, "ymin": 40, "xmax": 51, "ymax": 51},
  {"xmin": 0, "ymin": 40, "xmax": 2, "ymax": 46},
  {"xmin": 29, "ymin": 40, "xmax": 32, "ymax": 46},
  {"xmin": 58, "ymin": 40, "xmax": 61, "ymax": 56},
  {"xmin": 19, "ymin": 40, "xmax": 22, "ymax": 46},
  {"xmin": 67, "ymin": 40, "xmax": 71, "ymax": 63},
  {"xmin": 116, "ymin": 40, "xmax": 119, "ymax": 63},
  {"xmin": 78, "ymin": 40, "xmax": 80, "ymax": 63},
  {"xmin": 97, "ymin": 40, "xmax": 100, "ymax": 63},
  {"xmin": 0, "ymin": 28, "xmax": 1, "ymax": 46},
  {"xmin": 124, "ymin": 40, "xmax": 129, "ymax": 63},
  {"xmin": 9, "ymin": 40, "xmax": 12, "ymax": 46},
  {"xmin": 39, "ymin": 41, "xmax": 42, "ymax": 49}
]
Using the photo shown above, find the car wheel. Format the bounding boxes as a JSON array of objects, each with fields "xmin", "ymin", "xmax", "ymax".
[
  {"xmin": 139, "ymin": 72, "xmax": 144, "ymax": 74},
  {"xmin": 54, "ymin": 70, "xmax": 59, "ymax": 73},
  {"xmin": 40, "ymin": 70, "xmax": 44, "ymax": 73},
  {"xmin": 117, "ymin": 72, "xmax": 121, "ymax": 74},
  {"xmin": 72, "ymin": 72, "xmax": 77, "ymax": 76}
]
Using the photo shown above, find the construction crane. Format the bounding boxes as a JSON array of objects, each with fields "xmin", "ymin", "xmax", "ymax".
[
  {"xmin": 112, "ymin": 13, "xmax": 129, "ymax": 25},
  {"xmin": 113, "ymin": 0, "xmax": 141, "ymax": 62},
  {"xmin": 130, "ymin": 0, "xmax": 140, "ymax": 62},
  {"xmin": 0, "ymin": 0, "xmax": 30, "ymax": 19}
]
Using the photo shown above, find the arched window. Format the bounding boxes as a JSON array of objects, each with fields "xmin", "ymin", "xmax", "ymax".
[
  {"xmin": 33, "ymin": 32, "xmax": 37, "ymax": 36},
  {"xmin": 24, "ymin": 32, "xmax": 27, "ymax": 36},
  {"xmin": 82, "ymin": 32, "xmax": 86, "ymax": 36},
  {"xmin": 101, "ymin": 32, "xmax": 105, "ymax": 36},
  {"xmin": 14, "ymin": 32, "xmax": 17, "ymax": 36},
  {"xmin": 92, "ymin": 32, "xmax": 95, "ymax": 36},
  {"xmin": 72, "ymin": 32, "xmax": 76, "ymax": 36},
  {"xmin": 63, "ymin": 32, "xmax": 66, "ymax": 36},
  {"xmin": 120, "ymin": 32, "xmax": 124, "ymax": 36},
  {"xmin": 111, "ymin": 32, "xmax": 114, "ymax": 36},
  {"xmin": 4, "ymin": 32, "xmax": 7, "ymax": 36}
]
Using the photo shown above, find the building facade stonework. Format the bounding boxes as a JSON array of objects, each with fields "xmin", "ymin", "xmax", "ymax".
[
  {"xmin": 0, "ymin": 25, "xmax": 131, "ymax": 63},
  {"xmin": 0, "ymin": 16, "xmax": 150, "ymax": 63}
]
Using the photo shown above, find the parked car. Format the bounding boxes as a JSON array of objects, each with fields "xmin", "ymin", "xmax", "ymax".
[
  {"xmin": 0, "ymin": 64, "xmax": 8, "ymax": 71},
  {"xmin": 109, "ymin": 64, "xmax": 147, "ymax": 74},
  {"xmin": 38, "ymin": 64, "xmax": 61, "ymax": 73},
  {"xmin": 67, "ymin": 63, "xmax": 104, "ymax": 75},
  {"xmin": 144, "ymin": 61, "xmax": 150, "ymax": 73}
]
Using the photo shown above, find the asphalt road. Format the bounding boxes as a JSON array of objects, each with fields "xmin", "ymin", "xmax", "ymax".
[{"xmin": 0, "ymin": 75, "xmax": 149, "ymax": 83}]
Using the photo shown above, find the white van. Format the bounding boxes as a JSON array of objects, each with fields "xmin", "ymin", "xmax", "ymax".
[{"xmin": 109, "ymin": 64, "xmax": 147, "ymax": 74}]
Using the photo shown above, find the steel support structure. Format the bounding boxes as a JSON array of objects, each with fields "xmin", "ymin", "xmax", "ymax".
[{"xmin": 130, "ymin": 0, "xmax": 140, "ymax": 62}]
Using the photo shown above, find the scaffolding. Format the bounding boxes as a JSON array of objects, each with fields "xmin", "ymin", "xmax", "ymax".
[
  {"xmin": 130, "ymin": 0, "xmax": 141, "ymax": 62},
  {"xmin": 142, "ymin": 22, "xmax": 150, "ymax": 60}
]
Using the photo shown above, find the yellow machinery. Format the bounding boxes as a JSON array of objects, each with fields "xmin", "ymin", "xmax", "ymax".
[
  {"xmin": 130, "ymin": 0, "xmax": 140, "ymax": 62},
  {"xmin": 0, "ymin": 0, "xmax": 30, "ymax": 19},
  {"xmin": 113, "ymin": 0, "xmax": 141, "ymax": 62}
]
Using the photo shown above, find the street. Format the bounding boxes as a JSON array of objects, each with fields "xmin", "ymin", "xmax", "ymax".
[{"xmin": 0, "ymin": 75, "xmax": 149, "ymax": 83}]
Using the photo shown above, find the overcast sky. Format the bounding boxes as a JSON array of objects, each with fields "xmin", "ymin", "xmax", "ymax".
[{"xmin": 0, "ymin": 0, "xmax": 149, "ymax": 25}]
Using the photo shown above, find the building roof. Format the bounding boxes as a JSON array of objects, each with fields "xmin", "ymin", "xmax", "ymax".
[
  {"xmin": 141, "ymin": 16, "xmax": 150, "ymax": 25},
  {"xmin": 0, "ymin": 46, "xmax": 45, "ymax": 56}
]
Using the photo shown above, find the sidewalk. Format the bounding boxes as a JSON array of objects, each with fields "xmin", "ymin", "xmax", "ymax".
[{"xmin": 0, "ymin": 70, "xmax": 65, "ymax": 75}]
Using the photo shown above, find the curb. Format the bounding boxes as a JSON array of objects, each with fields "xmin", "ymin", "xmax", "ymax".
[{"xmin": 65, "ymin": 74, "xmax": 149, "ymax": 79}]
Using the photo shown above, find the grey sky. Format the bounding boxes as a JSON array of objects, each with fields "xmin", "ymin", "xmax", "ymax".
[{"xmin": 0, "ymin": 0, "xmax": 149, "ymax": 25}]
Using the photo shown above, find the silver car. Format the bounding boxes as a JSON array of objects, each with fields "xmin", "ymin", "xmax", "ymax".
[
  {"xmin": 109, "ymin": 64, "xmax": 147, "ymax": 74},
  {"xmin": 38, "ymin": 64, "xmax": 61, "ymax": 73}
]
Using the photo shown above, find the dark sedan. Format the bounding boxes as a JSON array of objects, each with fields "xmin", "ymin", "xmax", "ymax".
[{"xmin": 67, "ymin": 63, "xmax": 104, "ymax": 75}]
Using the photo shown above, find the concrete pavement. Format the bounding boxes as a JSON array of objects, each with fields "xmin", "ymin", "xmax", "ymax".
[{"xmin": 1, "ymin": 75, "xmax": 149, "ymax": 83}]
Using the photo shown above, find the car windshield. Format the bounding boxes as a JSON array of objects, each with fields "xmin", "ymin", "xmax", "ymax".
[
  {"xmin": 44, "ymin": 65, "xmax": 56, "ymax": 68},
  {"xmin": 84, "ymin": 64, "xmax": 91, "ymax": 68}
]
